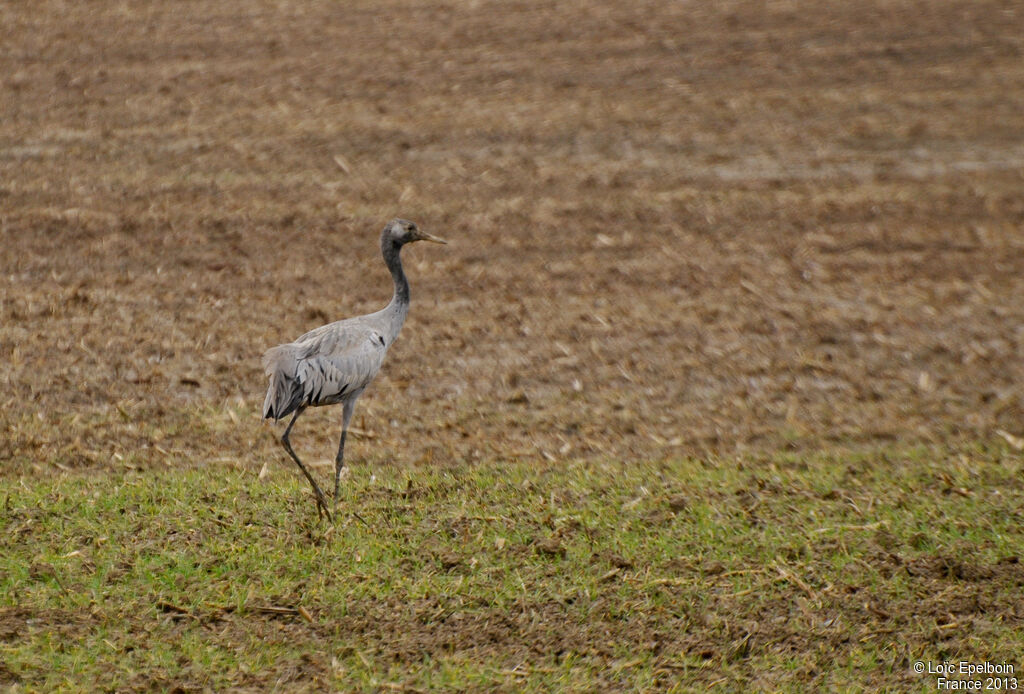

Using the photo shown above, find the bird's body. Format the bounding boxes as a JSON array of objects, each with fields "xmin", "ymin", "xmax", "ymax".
[
  {"xmin": 261, "ymin": 306, "xmax": 399, "ymax": 420},
  {"xmin": 261, "ymin": 218, "xmax": 446, "ymax": 519}
]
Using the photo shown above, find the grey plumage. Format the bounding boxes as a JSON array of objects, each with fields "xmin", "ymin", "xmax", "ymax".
[
  {"xmin": 262, "ymin": 319, "xmax": 388, "ymax": 420},
  {"xmin": 262, "ymin": 218, "xmax": 446, "ymax": 520}
]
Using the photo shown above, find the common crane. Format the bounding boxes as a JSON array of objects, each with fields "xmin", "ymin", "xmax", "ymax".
[{"xmin": 261, "ymin": 218, "xmax": 446, "ymax": 520}]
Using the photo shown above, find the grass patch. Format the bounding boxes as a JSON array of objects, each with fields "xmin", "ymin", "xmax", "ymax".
[{"xmin": 2, "ymin": 443, "xmax": 1023, "ymax": 691}]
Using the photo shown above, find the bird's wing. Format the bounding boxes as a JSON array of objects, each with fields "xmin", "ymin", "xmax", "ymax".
[
  {"xmin": 294, "ymin": 316, "xmax": 368, "ymax": 344},
  {"xmin": 292, "ymin": 325, "xmax": 388, "ymax": 406}
]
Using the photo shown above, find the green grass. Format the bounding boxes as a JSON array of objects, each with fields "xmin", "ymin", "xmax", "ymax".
[{"xmin": 2, "ymin": 443, "xmax": 1023, "ymax": 691}]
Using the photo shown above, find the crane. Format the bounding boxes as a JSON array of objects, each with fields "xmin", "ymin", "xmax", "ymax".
[{"xmin": 261, "ymin": 218, "xmax": 447, "ymax": 520}]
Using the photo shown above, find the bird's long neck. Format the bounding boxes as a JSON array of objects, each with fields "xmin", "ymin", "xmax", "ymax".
[{"xmin": 382, "ymin": 237, "xmax": 410, "ymax": 333}]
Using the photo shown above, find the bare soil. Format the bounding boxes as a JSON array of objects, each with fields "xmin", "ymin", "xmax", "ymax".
[{"xmin": 3, "ymin": 0, "xmax": 1023, "ymax": 472}]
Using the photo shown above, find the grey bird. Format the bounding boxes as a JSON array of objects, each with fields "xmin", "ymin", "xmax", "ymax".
[{"xmin": 261, "ymin": 218, "xmax": 447, "ymax": 520}]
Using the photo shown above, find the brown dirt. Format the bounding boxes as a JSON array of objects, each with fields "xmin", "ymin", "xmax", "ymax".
[{"xmin": 2, "ymin": 0, "xmax": 1023, "ymax": 474}]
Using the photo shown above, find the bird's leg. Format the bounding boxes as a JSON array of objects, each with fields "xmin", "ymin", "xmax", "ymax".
[
  {"xmin": 333, "ymin": 430, "xmax": 347, "ymax": 505},
  {"xmin": 333, "ymin": 399, "xmax": 356, "ymax": 511},
  {"xmin": 280, "ymin": 406, "xmax": 332, "ymax": 521}
]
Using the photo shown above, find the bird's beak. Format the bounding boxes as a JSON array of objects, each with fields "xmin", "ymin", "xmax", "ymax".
[{"xmin": 416, "ymin": 230, "xmax": 448, "ymax": 244}]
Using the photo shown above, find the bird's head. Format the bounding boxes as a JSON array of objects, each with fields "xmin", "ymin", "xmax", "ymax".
[{"xmin": 383, "ymin": 218, "xmax": 447, "ymax": 247}]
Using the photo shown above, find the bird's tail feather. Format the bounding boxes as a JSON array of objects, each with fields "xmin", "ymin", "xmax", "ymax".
[{"xmin": 262, "ymin": 345, "xmax": 304, "ymax": 421}]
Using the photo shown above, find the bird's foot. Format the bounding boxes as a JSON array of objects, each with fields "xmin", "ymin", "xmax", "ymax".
[{"xmin": 313, "ymin": 490, "xmax": 333, "ymax": 522}]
